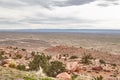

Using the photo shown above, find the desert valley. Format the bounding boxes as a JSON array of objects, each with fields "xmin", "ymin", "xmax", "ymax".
[{"xmin": 0, "ymin": 32, "xmax": 120, "ymax": 80}]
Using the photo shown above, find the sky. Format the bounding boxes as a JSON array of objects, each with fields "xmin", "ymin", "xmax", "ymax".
[{"xmin": 0, "ymin": 0, "xmax": 120, "ymax": 29}]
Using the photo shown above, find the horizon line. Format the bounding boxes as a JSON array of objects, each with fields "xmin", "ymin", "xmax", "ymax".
[{"xmin": 0, "ymin": 28, "xmax": 120, "ymax": 30}]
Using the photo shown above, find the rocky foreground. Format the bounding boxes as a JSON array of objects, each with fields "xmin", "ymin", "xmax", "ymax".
[{"xmin": 0, "ymin": 46, "xmax": 120, "ymax": 80}]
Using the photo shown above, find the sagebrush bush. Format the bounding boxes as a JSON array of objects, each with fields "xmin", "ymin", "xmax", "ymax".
[
  {"xmin": 70, "ymin": 55, "xmax": 78, "ymax": 59},
  {"xmin": 0, "ymin": 53, "xmax": 4, "ymax": 60},
  {"xmin": 16, "ymin": 54, "xmax": 22, "ymax": 59},
  {"xmin": 46, "ymin": 61, "xmax": 66, "ymax": 77},
  {"xmin": 81, "ymin": 53, "xmax": 93, "ymax": 65},
  {"xmin": 17, "ymin": 64, "xmax": 26, "ymax": 71},
  {"xmin": 29, "ymin": 53, "xmax": 66, "ymax": 77},
  {"xmin": 92, "ymin": 75, "xmax": 103, "ymax": 80},
  {"xmin": 72, "ymin": 74, "xmax": 78, "ymax": 80},
  {"xmin": 31, "ymin": 51, "xmax": 36, "ymax": 56},
  {"xmin": 0, "ymin": 51, "xmax": 4, "ymax": 55},
  {"xmin": 22, "ymin": 48, "xmax": 26, "ymax": 51},
  {"xmin": 24, "ymin": 76, "xmax": 36, "ymax": 80},
  {"xmin": 99, "ymin": 59, "xmax": 105, "ymax": 64},
  {"xmin": 24, "ymin": 76, "xmax": 53, "ymax": 80},
  {"xmin": 29, "ymin": 53, "xmax": 51, "ymax": 71},
  {"xmin": 111, "ymin": 63, "xmax": 117, "ymax": 67},
  {"xmin": 8, "ymin": 63, "xmax": 16, "ymax": 68}
]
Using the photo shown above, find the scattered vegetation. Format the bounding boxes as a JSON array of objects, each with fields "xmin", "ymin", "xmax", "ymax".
[
  {"xmin": 8, "ymin": 63, "xmax": 16, "ymax": 68},
  {"xmin": 22, "ymin": 48, "xmax": 26, "ymax": 51},
  {"xmin": 111, "ymin": 63, "xmax": 117, "ymax": 67},
  {"xmin": 17, "ymin": 64, "xmax": 26, "ymax": 71},
  {"xmin": 0, "ymin": 51, "xmax": 5, "ymax": 60},
  {"xmin": 24, "ymin": 76, "xmax": 36, "ymax": 80},
  {"xmin": 46, "ymin": 60, "xmax": 66, "ymax": 77},
  {"xmin": 29, "ymin": 53, "xmax": 51, "ymax": 71},
  {"xmin": 0, "ymin": 51, "xmax": 5, "ymax": 55},
  {"xmin": 13, "ymin": 47, "xmax": 18, "ymax": 50},
  {"xmin": 16, "ymin": 54, "xmax": 22, "ymax": 59},
  {"xmin": 0, "ymin": 46, "xmax": 119, "ymax": 80},
  {"xmin": 72, "ymin": 74, "xmax": 78, "ymax": 80},
  {"xmin": 63, "ymin": 54, "xmax": 69, "ymax": 57},
  {"xmin": 113, "ymin": 69, "xmax": 119, "ymax": 77},
  {"xmin": 24, "ymin": 76, "xmax": 53, "ymax": 80},
  {"xmin": 0, "ymin": 53, "xmax": 4, "ymax": 60},
  {"xmin": 31, "ymin": 51, "xmax": 36, "ymax": 56},
  {"xmin": 81, "ymin": 53, "xmax": 93, "ymax": 65},
  {"xmin": 70, "ymin": 55, "xmax": 78, "ymax": 59},
  {"xmin": 99, "ymin": 59, "xmax": 106, "ymax": 64},
  {"xmin": 92, "ymin": 75, "xmax": 103, "ymax": 80},
  {"xmin": 29, "ymin": 53, "xmax": 65, "ymax": 77}
]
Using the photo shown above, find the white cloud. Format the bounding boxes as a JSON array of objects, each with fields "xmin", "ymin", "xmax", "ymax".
[{"xmin": 0, "ymin": 0, "xmax": 120, "ymax": 29}]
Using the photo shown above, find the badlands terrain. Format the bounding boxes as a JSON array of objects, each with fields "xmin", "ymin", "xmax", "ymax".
[{"xmin": 0, "ymin": 32, "xmax": 120, "ymax": 80}]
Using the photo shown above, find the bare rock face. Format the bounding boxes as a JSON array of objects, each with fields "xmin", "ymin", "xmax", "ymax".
[
  {"xmin": 66, "ymin": 62, "xmax": 79, "ymax": 73},
  {"xmin": 56, "ymin": 72, "xmax": 72, "ymax": 80}
]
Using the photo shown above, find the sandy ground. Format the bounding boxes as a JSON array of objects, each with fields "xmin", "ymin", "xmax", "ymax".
[{"xmin": 0, "ymin": 32, "xmax": 120, "ymax": 54}]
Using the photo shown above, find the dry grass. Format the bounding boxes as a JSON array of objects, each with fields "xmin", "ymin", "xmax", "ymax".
[{"xmin": 0, "ymin": 66, "xmax": 53, "ymax": 80}]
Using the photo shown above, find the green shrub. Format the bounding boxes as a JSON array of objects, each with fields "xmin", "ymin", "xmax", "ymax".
[
  {"xmin": 81, "ymin": 53, "xmax": 93, "ymax": 65},
  {"xmin": 92, "ymin": 75, "xmax": 103, "ymax": 80},
  {"xmin": 16, "ymin": 54, "xmax": 22, "ymax": 59},
  {"xmin": 0, "ymin": 51, "xmax": 5, "ymax": 60},
  {"xmin": 31, "ymin": 51, "xmax": 36, "ymax": 56},
  {"xmin": 0, "ymin": 53, "xmax": 4, "ymax": 60},
  {"xmin": 24, "ymin": 76, "xmax": 36, "ymax": 80},
  {"xmin": 111, "ymin": 64, "xmax": 117, "ymax": 67},
  {"xmin": 22, "ymin": 48, "xmax": 26, "ymax": 51},
  {"xmin": 99, "ymin": 59, "xmax": 105, "ymax": 64},
  {"xmin": 29, "ymin": 53, "xmax": 50, "ymax": 71},
  {"xmin": 29, "ymin": 53, "xmax": 65, "ymax": 77},
  {"xmin": 14, "ymin": 47, "xmax": 18, "ymax": 50},
  {"xmin": 17, "ymin": 64, "xmax": 26, "ymax": 71},
  {"xmin": 63, "ymin": 54, "xmax": 69, "ymax": 57},
  {"xmin": 70, "ymin": 55, "xmax": 78, "ymax": 59},
  {"xmin": 46, "ymin": 61, "xmax": 66, "ymax": 77},
  {"xmin": 0, "ymin": 51, "xmax": 5, "ymax": 55},
  {"xmin": 72, "ymin": 74, "xmax": 78, "ymax": 80},
  {"xmin": 9, "ymin": 63, "xmax": 16, "ymax": 68},
  {"xmin": 39, "ymin": 78, "xmax": 53, "ymax": 80}
]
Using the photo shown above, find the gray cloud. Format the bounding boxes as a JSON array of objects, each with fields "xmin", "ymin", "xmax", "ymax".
[
  {"xmin": 0, "ymin": 16, "xmax": 97, "ymax": 27},
  {"xmin": 19, "ymin": 0, "xmax": 52, "ymax": 8},
  {"xmin": 0, "ymin": 20, "xmax": 21, "ymax": 24},
  {"xmin": 97, "ymin": 3, "xmax": 109, "ymax": 7},
  {"xmin": 0, "ymin": 0, "xmax": 51, "ymax": 8},
  {"xmin": 0, "ymin": 0, "xmax": 97, "ymax": 8},
  {"xmin": 0, "ymin": 0, "xmax": 120, "ymax": 29},
  {"xmin": 0, "ymin": 0, "xmax": 97, "ymax": 26},
  {"xmin": 18, "ymin": 16, "xmax": 97, "ymax": 25},
  {"xmin": 113, "ymin": 3, "xmax": 119, "ymax": 5},
  {"xmin": 0, "ymin": 0, "xmax": 27, "ymax": 8},
  {"xmin": 52, "ymin": 0, "xmax": 96, "ymax": 7},
  {"xmin": 97, "ymin": 0, "xmax": 119, "ymax": 7},
  {"xmin": 105, "ymin": 0, "xmax": 118, "ymax": 2},
  {"xmin": 0, "ymin": 0, "xmax": 119, "ymax": 8},
  {"xmin": 0, "ymin": 17, "xmax": 23, "ymax": 24},
  {"xmin": 59, "ymin": 0, "xmax": 96, "ymax": 6}
]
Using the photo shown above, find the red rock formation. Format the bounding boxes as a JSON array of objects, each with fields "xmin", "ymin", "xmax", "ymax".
[{"xmin": 56, "ymin": 72, "xmax": 72, "ymax": 80}]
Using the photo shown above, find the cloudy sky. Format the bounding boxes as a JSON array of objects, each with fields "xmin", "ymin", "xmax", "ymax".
[{"xmin": 0, "ymin": 0, "xmax": 120, "ymax": 29}]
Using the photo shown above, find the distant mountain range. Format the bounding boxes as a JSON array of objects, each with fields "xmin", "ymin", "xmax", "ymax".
[{"xmin": 0, "ymin": 29, "xmax": 120, "ymax": 34}]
